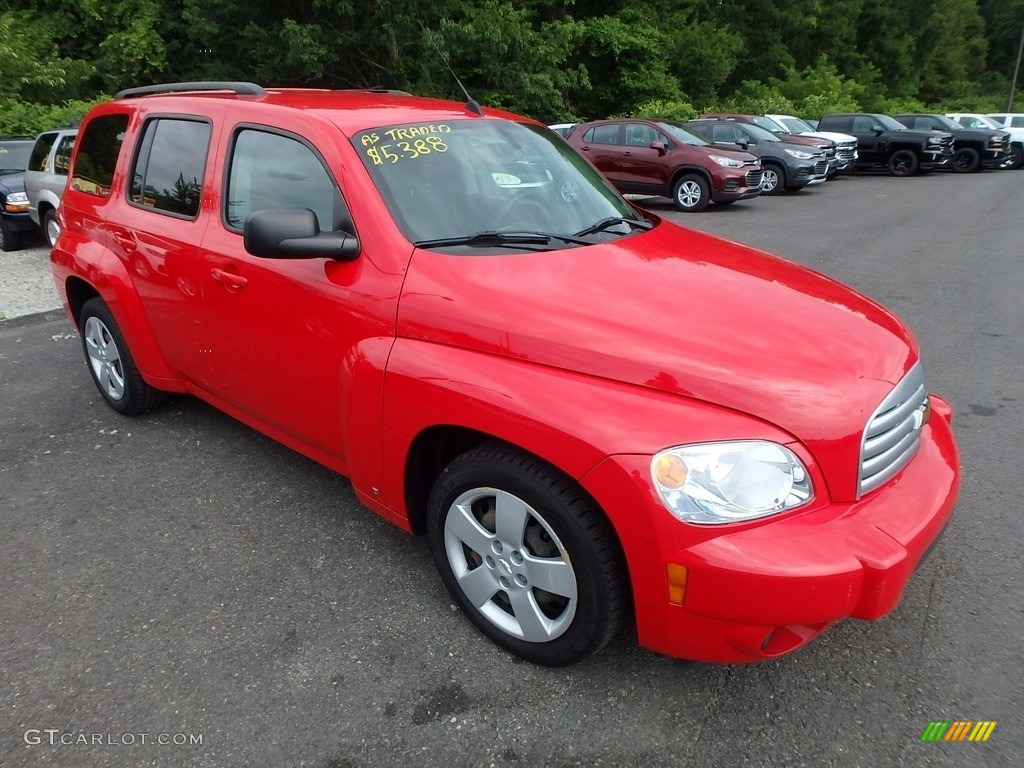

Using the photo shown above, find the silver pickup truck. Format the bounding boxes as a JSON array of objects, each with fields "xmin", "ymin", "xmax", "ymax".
[{"xmin": 24, "ymin": 128, "xmax": 77, "ymax": 247}]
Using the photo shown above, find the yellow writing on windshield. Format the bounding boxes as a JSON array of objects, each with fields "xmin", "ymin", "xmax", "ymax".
[{"xmin": 361, "ymin": 125, "xmax": 450, "ymax": 166}]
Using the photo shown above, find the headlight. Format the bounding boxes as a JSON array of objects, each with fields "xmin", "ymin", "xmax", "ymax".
[
  {"xmin": 4, "ymin": 191, "xmax": 30, "ymax": 212},
  {"xmin": 651, "ymin": 441, "xmax": 813, "ymax": 525},
  {"xmin": 783, "ymin": 148, "xmax": 814, "ymax": 159},
  {"xmin": 709, "ymin": 154, "xmax": 745, "ymax": 168}
]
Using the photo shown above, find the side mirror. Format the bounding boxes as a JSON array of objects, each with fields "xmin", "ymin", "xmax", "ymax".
[
  {"xmin": 244, "ymin": 209, "xmax": 359, "ymax": 261},
  {"xmin": 650, "ymin": 139, "xmax": 667, "ymax": 156},
  {"xmin": 737, "ymin": 139, "xmax": 750, "ymax": 150},
  {"xmin": 872, "ymin": 125, "xmax": 884, "ymax": 135}
]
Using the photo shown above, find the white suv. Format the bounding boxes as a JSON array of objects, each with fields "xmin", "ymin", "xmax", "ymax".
[
  {"xmin": 24, "ymin": 128, "xmax": 77, "ymax": 247},
  {"xmin": 765, "ymin": 114, "xmax": 859, "ymax": 174},
  {"xmin": 946, "ymin": 114, "xmax": 1023, "ymax": 168}
]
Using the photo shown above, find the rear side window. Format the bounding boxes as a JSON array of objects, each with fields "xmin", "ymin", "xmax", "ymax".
[
  {"xmin": 29, "ymin": 133, "xmax": 57, "ymax": 172},
  {"xmin": 130, "ymin": 118, "xmax": 211, "ymax": 218},
  {"xmin": 72, "ymin": 114, "xmax": 129, "ymax": 197},
  {"xmin": 583, "ymin": 124, "xmax": 620, "ymax": 145},
  {"xmin": 54, "ymin": 135, "xmax": 75, "ymax": 174},
  {"xmin": 225, "ymin": 129, "xmax": 337, "ymax": 230}
]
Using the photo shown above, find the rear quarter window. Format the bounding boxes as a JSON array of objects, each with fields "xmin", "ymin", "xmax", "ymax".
[
  {"xmin": 29, "ymin": 133, "xmax": 58, "ymax": 172},
  {"xmin": 72, "ymin": 114, "xmax": 129, "ymax": 197}
]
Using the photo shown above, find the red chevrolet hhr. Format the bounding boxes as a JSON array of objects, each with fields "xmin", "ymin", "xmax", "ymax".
[{"xmin": 51, "ymin": 83, "xmax": 959, "ymax": 666}]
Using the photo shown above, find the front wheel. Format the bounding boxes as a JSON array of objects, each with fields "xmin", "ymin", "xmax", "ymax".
[
  {"xmin": 760, "ymin": 164, "xmax": 784, "ymax": 195},
  {"xmin": 0, "ymin": 219, "xmax": 23, "ymax": 252},
  {"xmin": 427, "ymin": 443, "xmax": 625, "ymax": 666},
  {"xmin": 1008, "ymin": 144, "xmax": 1024, "ymax": 170},
  {"xmin": 952, "ymin": 147, "xmax": 980, "ymax": 173},
  {"xmin": 79, "ymin": 298, "xmax": 166, "ymax": 415},
  {"xmin": 888, "ymin": 150, "xmax": 918, "ymax": 177},
  {"xmin": 671, "ymin": 174, "xmax": 710, "ymax": 212}
]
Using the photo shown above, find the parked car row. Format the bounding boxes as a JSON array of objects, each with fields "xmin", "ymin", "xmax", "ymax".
[
  {"xmin": 550, "ymin": 110, "xmax": 1020, "ymax": 213},
  {"xmin": 0, "ymin": 128, "xmax": 77, "ymax": 251}
]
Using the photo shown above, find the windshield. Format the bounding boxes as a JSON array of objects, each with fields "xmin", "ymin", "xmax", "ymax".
[
  {"xmin": 353, "ymin": 120, "xmax": 638, "ymax": 250},
  {"xmin": 740, "ymin": 123, "xmax": 781, "ymax": 142},
  {"xmin": 751, "ymin": 116, "xmax": 786, "ymax": 134},
  {"xmin": 0, "ymin": 141, "xmax": 33, "ymax": 172},
  {"xmin": 875, "ymin": 114, "xmax": 907, "ymax": 131},
  {"xmin": 657, "ymin": 122, "xmax": 709, "ymax": 146},
  {"xmin": 779, "ymin": 117, "xmax": 813, "ymax": 133},
  {"xmin": 928, "ymin": 114, "xmax": 965, "ymax": 131}
]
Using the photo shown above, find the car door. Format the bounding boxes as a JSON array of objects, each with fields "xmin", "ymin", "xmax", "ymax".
[
  {"xmin": 617, "ymin": 122, "xmax": 671, "ymax": 189},
  {"xmin": 198, "ymin": 125, "xmax": 388, "ymax": 457},
  {"xmin": 104, "ymin": 114, "xmax": 216, "ymax": 384},
  {"xmin": 850, "ymin": 115, "xmax": 885, "ymax": 164},
  {"xmin": 574, "ymin": 123, "xmax": 627, "ymax": 183}
]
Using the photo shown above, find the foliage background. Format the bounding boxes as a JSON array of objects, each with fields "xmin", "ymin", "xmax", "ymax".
[{"xmin": 2, "ymin": 0, "xmax": 1023, "ymax": 134}]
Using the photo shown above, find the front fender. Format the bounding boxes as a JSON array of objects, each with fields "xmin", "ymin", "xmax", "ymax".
[{"xmin": 379, "ymin": 338, "xmax": 797, "ymax": 525}]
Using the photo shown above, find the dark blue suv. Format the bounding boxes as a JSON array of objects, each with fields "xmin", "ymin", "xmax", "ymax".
[{"xmin": 0, "ymin": 138, "xmax": 37, "ymax": 251}]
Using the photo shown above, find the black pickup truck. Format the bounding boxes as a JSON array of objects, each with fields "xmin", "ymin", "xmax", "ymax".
[
  {"xmin": 818, "ymin": 113, "xmax": 954, "ymax": 176},
  {"xmin": 893, "ymin": 113, "xmax": 1011, "ymax": 172}
]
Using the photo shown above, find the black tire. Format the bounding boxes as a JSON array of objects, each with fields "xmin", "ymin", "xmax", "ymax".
[
  {"xmin": 760, "ymin": 163, "xmax": 785, "ymax": 195},
  {"xmin": 427, "ymin": 442, "xmax": 625, "ymax": 666},
  {"xmin": 1009, "ymin": 144, "xmax": 1024, "ymax": 170},
  {"xmin": 671, "ymin": 174, "xmax": 710, "ymax": 212},
  {"xmin": 952, "ymin": 147, "xmax": 980, "ymax": 173},
  {"xmin": 888, "ymin": 149, "xmax": 918, "ymax": 177},
  {"xmin": 79, "ymin": 298, "xmax": 167, "ymax": 415},
  {"xmin": 0, "ymin": 218, "xmax": 23, "ymax": 252},
  {"xmin": 42, "ymin": 208, "xmax": 60, "ymax": 248}
]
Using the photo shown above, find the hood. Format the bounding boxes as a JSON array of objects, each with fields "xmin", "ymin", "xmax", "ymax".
[
  {"xmin": 892, "ymin": 128, "xmax": 953, "ymax": 142},
  {"xmin": 398, "ymin": 221, "xmax": 918, "ymax": 499},
  {"xmin": 0, "ymin": 169, "xmax": 25, "ymax": 194},
  {"xmin": 804, "ymin": 130, "xmax": 857, "ymax": 145}
]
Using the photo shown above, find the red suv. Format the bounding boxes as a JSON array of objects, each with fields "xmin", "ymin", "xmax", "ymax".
[
  {"xmin": 565, "ymin": 119, "xmax": 763, "ymax": 211},
  {"xmin": 52, "ymin": 83, "xmax": 959, "ymax": 666}
]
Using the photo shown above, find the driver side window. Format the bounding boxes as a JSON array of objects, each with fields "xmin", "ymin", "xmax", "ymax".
[{"xmin": 226, "ymin": 129, "xmax": 346, "ymax": 231}]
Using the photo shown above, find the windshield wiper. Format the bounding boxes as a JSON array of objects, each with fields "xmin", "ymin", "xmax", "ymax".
[
  {"xmin": 573, "ymin": 216, "xmax": 653, "ymax": 237},
  {"xmin": 415, "ymin": 230, "xmax": 592, "ymax": 250}
]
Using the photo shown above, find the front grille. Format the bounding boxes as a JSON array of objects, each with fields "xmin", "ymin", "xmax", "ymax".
[
  {"xmin": 837, "ymin": 144, "xmax": 856, "ymax": 161},
  {"xmin": 813, "ymin": 159, "xmax": 829, "ymax": 175},
  {"xmin": 745, "ymin": 169, "xmax": 764, "ymax": 187},
  {"xmin": 859, "ymin": 363, "xmax": 928, "ymax": 496}
]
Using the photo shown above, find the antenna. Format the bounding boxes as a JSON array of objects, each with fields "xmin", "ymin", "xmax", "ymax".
[{"xmin": 420, "ymin": 23, "xmax": 484, "ymax": 117}]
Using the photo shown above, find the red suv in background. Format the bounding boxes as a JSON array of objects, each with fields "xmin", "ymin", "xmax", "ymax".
[{"xmin": 565, "ymin": 119, "xmax": 763, "ymax": 211}]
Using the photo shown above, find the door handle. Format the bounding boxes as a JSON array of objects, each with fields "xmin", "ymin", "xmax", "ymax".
[
  {"xmin": 113, "ymin": 231, "xmax": 137, "ymax": 254},
  {"xmin": 210, "ymin": 267, "xmax": 248, "ymax": 290}
]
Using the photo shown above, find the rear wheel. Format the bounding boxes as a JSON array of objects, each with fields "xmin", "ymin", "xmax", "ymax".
[
  {"xmin": 952, "ymin": 147, "xmax": 980, "ymax": 173},
  {"xmin": 427, "ymin": 443, "xmax": 624, "ymax": 666},
  {"xmin": 79, "ymin": 298, "xmax": 166, "ymax": 415},
  {"xmin": 671, "ymin": 174, "xmax": 710, "ymax": 212},
  {"xmin": 42, "ymin": 209, "xmax": 61, "ymax": 247},
  {"xmin": 888, "ymin": 149, "xmax": 918, "ymax": 176}
]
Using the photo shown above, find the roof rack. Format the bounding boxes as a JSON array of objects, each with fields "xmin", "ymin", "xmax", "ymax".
[{"xmin": 115, "ymin": 82, "xmax": 267, "ymax": 100}]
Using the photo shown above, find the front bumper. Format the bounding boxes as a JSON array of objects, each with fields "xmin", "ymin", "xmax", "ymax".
[
  {"xmin": 1, "ymin": 211, "xmax": 37, "ymax": 233},
  {"xmin": 921, "ymin": 148, "xmax": 954, "ymax": 170},
  {"xmin": 581, "ymin": 395, "xmax": 960, "ymax": 663}
]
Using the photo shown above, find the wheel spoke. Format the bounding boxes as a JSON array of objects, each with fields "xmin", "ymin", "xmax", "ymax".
[
  {"xmin": 508, "ymin": 588, "xmax": 552, "ymax": 642},
  {"xmin": 446, "ymin": 500, "xmax": 494, "ymax": 556},
  {"xmin": 494, "ymin": 490, "xmax": 531, "ymax": 547},
  {"xmin": 524, "ymin": 555, "xmax": 577, "ymax": 599},
  {"xmin": 456, "ymin": 563, "xmax": 501, "ymax": 608}
]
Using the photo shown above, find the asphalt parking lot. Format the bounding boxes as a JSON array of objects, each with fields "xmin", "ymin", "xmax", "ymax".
[{"xmin": 1, "ymin": 170, "xmax": 1021, "ymax": 767}]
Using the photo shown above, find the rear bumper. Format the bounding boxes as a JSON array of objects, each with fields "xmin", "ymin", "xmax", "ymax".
[{"xmin": 581, "ymin": 395, "xmax": 960, "ymax": 663}]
